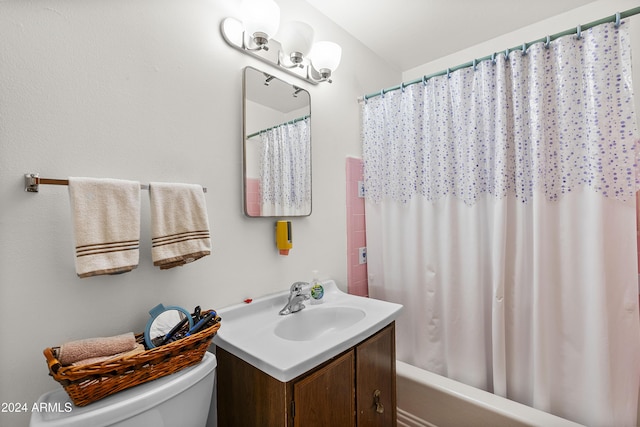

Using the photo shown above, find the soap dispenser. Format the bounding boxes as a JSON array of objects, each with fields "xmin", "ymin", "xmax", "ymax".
[
  {"xmin": 309, "ymin": 270, "xmax": 324, "ymax": 304},
  {"xmin": 275, "ymin": 220, "xmax": 292, "ymax": 255}
]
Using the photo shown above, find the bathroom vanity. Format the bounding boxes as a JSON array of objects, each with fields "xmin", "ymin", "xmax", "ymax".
[
  {"xmin": 217, "ymin": 322, "xmax": 395, "ymax": 426},
  {"xmin": 212, "ymin": 280, "xmax": 402, "ymax": 426}
]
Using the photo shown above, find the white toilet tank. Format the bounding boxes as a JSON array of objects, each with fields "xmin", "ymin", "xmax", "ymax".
[{"xmin": 30, "ymin": 351, "xmax": 217, "ymax": 427}]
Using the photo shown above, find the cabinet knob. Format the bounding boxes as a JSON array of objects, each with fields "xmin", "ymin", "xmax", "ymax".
[{"xmin": 373, "ymin": 389, "xmax": 384, "ymax": 414}]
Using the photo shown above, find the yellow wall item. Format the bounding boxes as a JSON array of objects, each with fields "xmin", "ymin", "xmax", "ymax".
[{"xmin": 275, "ymin": 220, "xmax": 292, "ymax": 255}]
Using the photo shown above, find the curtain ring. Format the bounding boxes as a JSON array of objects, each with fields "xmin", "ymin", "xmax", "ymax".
[
  {"xmin": 422, "ymin": 75, "xmax": 427, "ymax": 86},
  {"xmin": 447, "ymin": 68, "xmax": 451, "ymax": 79},
  {"xmin": 504, "ymin": 49, "xmax": 509, "ymax": 60},
  {"xmin": 615, "ymin": 12, "xmax": 621, "ymax": 28},
  {"xmin": 491, "ymin": 52, "xmax": 496, "ymax": 64},
  {"xmin": 521, "ymin": 43, "xmax": 527, "ymax": 55},
  {"xmin": 400, "ymin": 82, "xmax": 405, "ymax": 93},
  {"xmin": 544, "ymin": 35, "xmax": 551, "ymax": 49},
  {"xmin": 472, "ymin": 59, "xmax": 477, "ymax": 71},
  {"xmin": 380, "ymin": 89, "xmax": 385, "ymax": 98},
  {"xmin": 576, "ymin": 25, "xmax": 582, "ymax": 40}
]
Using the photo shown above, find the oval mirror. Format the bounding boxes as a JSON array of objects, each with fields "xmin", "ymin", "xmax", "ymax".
[{"xmin": 243, "ymin": 66, "xmax": 311, "ymax": 217}]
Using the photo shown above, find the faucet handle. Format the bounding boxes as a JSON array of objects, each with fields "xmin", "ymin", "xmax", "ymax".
[{"xmin": 290, "ymin": 281, "xmax": 308, "ymax": 294}]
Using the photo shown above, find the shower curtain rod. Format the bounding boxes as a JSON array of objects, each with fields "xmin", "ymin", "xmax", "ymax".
[
  {"xmin": 359, "ymin": 6, "xmax": 640, "ymax": 102},
  {"xmin": 246, "ymin": 114, "xmax": 310, "ymax": 139}
]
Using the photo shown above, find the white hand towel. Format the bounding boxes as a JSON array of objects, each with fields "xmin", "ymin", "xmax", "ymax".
[
  {"xmin": 149, "ymin": 182, "xmax": 211, "ymax": 269},
  {"xmin": 68, "ymin": 177, "xmax": 141, "ymax": 278}
]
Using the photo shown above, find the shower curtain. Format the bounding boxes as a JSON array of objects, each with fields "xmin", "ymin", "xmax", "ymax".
[
  {"xmin": 260, "ymin": 117, "xmax": 311, "ymax": 216},
  {"xmin": 362, "ymin": 22, "xmax": 640, "ymax": 426}
]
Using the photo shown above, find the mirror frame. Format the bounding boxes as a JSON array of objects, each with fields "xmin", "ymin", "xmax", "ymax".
[
  {"xmin": 144, "ymin": 304, "xmax": 194, "ymax": 349},
  {"xmin": 242, "ymin": 66, "xmax": 312, "ymax": 217}
]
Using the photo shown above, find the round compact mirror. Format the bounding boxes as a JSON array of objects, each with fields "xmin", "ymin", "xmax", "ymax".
[{"xmin": 144, "ymin": 304, "xmax": 194, "ymax": 349}]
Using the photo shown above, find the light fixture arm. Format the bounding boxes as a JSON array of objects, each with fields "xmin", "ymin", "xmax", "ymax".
[
  {"xmin": 310, "ymin": 68, "xmax": 332, "ymax": 84},
  {"xmin": 277, "ymin": 51, "xmax": 305, "ymax": 69},
  {"xmin": 244, "ymin": 31, "xmax": 269, "ymax": 51}
]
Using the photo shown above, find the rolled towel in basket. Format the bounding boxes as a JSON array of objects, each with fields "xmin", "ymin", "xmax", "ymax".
[
  {"xmin": 71, "ymin": 343, "xmax": 145, "ymax": 366},
  {"xmin": 58, "ymin": 332, "xmax": 137, "ymax": 366}
]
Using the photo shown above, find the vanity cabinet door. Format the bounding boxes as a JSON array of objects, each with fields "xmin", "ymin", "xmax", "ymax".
[
  {"xmin": 292, "ymin": 350, "xmax": 355, "ymax": 427},
  {"xmin": 356, "ymin": 322, "xmax": 396, "ymax": 427},
  {"xmin": 216, "ymin": 348, "xmax": 290, "ymax": 427}
]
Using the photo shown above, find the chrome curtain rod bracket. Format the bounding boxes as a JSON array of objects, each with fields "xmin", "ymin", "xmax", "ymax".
[{"xmin": 24, "ymin": 173, "xmax": 207, "ymax": 193}]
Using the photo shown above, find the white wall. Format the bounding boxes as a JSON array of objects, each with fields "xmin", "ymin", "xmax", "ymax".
[{"xmin": 0, "ymin": 0, "xmax": 399, "ymax": 425}]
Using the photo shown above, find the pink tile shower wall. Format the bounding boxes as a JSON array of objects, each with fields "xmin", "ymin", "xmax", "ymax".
[
  {"xmin": 346, "ymin": 157, "xmax": 368, "ymax": 296},
  {"xmin": 246, "ymin": 178, "xmax": 261, "ymax": 217}
]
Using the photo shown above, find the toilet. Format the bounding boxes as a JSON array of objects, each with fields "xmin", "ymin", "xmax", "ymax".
[{"xmin": 30, "ymin": 351, "xmax": 217, "ymax": 427}]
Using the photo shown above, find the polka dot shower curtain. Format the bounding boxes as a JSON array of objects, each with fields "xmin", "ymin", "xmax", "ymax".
[
  {"xmin": 362, "ymin": 22, "xmax": 640, "ymax": 426},
  {"xmin": 259, "ymin": 117, "xmax": 311, "ymax": 216}
]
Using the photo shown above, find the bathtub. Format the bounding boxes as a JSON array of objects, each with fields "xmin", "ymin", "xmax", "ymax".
[{"xmin": 396, "ymin": 361, "xmax": 585, "ymax": 427}]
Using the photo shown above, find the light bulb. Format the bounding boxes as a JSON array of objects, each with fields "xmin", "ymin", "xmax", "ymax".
[
  {"xmin": 241, "ymin": 0, "xmax": 280, "ymax": 48},
  {"xmin": 278, "ymin": 21, "xmax": 315, "ymax": 65},
  {"xmin": 310, "ymin": 41, "xmax": 342, "ymax": 77}
]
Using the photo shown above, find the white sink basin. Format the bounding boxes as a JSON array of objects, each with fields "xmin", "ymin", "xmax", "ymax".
[
  {"xmin": 213, "ymin": 280, "xmax": 403, "ymax": 382},
  {"xmin": 274, "ymin": 306, "xmax": 366, "ymax": 341}
]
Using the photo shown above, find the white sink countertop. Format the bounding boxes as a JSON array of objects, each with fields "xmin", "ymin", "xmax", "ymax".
[{"xmin": 213, "ymin": 280, "xmax": 403, "ymax": 382}]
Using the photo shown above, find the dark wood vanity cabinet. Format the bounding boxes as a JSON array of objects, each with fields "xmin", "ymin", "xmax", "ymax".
[{"xmin": 216, "ymin": 322, "xmax": 396, "ymax": 427}]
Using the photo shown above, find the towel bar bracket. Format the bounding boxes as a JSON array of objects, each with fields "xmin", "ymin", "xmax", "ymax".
[{"xmin": 25, "ymin": 173, "xmax": 39, "ymax": 192}]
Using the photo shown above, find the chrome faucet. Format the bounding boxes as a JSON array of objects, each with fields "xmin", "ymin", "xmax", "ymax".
[{"xmin": 279, "ymin": 282, "xmax": 310, "ymax": 315}]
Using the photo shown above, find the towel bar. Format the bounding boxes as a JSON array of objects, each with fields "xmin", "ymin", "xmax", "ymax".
[{"xmin": 24, "ymin": 173, "xmax": 207, "ymax": 193}]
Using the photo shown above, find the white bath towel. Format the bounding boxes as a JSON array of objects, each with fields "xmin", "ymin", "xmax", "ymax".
[
  {"xmin": 149, "ymin": 182, "xmax": 211, "ymax": 269},
  {"xmin": 68, "ymin": 177, "xmax": 141, "ymax": 278}
]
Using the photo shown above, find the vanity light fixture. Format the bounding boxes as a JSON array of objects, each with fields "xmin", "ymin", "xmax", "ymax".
[{"xmin": 220, "ymin": 4, "xmax": 341, "ymax": 85}]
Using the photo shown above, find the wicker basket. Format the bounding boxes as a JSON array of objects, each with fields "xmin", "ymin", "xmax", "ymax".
[{"xmin": 42, "ymin": 310, "xmax": 221, "ymax": 407}]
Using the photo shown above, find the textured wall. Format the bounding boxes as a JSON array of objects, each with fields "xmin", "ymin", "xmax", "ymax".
[{"xmin": 0, "ymin": 1, "xmax": 398, "ymax": 425}]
